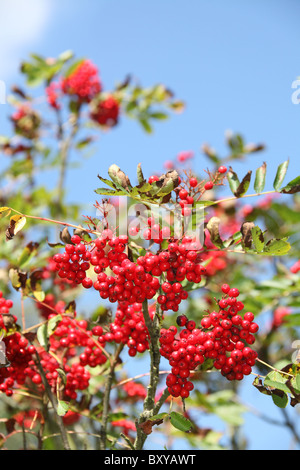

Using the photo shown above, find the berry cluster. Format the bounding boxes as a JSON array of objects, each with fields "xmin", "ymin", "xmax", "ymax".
[
  {"xmin": 111, "ymin": 419, "xmax": 136, "ymax": 436},
  {"xmin": 62, "ymin": 60, "xmax": 102, "ymax": 102},
  {"xmin": 160, "ymin": 284, "xmax": 259, "ymax": 398},
  {"xmin": 90, "ymin": 95, "xmax": 120, "ymax": 127},
  {"xmin": 11, "ymin": 105, "xmax": 41, "ymax": 140},
  {"xmin": 0, "ymin": 331, "xmax": 36, "ymax": 397},
  {"xmin": 122, "ymin": 381, "xmax": 147, "ymax": 401},
  {"xmin": 53, "ymin": 233, "xmax": 206, "ymax": 313}
]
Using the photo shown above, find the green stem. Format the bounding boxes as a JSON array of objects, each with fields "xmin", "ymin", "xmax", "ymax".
[
  {"xmin": 134, "ymin": 300, "xmax": 163, "ymax": 450},
  {"xmin": 99, "ymin": 343, "xmax": 124, "ymax": 450}
]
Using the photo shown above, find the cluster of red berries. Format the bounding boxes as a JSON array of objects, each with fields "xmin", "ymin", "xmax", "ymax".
[
  {"xmin": 90, "ymin": 95, "xmax": 120, "ymax": 127},
  {"xmin": 0, "ymin": 331, "xmax": 36, "ymax": 397},
  {"xmin": 62, "ymin": 60, "xmax": 102, "ymax": 102},
  {"xmin": 11, "ymin": 105, "xmax": 41, "ymax": 140},
  {"xmin": 160, "ymin": 284, "xmax": 259, "ymax": 398},
  {"xmin": 53, "ymin": 233, "xmax": 206, "ymax": 313},
  {"xmin": 106, "ymin": 302, "xmax": 156, "ymax": 356},
  {"xmin": 111, "ymin": 419, "xmax": 136, "ymax": 436},
  {"xmin": 13, "ymin": 410, "xmax": 42, "ymax": 429},
  {"xmin": 52, "ymin": 234, "xmax": 93, "ymax": 287},
  {"xmin": 122, "ymin": 381, "xmax": 147, "ymax": 401}
]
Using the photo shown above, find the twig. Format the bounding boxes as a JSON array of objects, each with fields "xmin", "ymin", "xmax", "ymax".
[
  {"xmin": 99, "ymin": 343, "xmax": 124, "ymax": 450},
  {"xmin": 33, "ymin": 349, "xmax": 71, "ymax": 450}
]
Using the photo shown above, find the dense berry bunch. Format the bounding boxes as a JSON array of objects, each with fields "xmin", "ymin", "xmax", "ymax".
[
  {"xmin": 122, "ymin": 381, "xmax": 147, "ymax": 401},
  {"xmin": 53, "ymin": 233, "xmax": 206, "ymax": 312},
  {"xmin": 111, "ymin": 419, "xmax": 136, "ymax": 436},
  {"xmin": 11, "ymin": 105, "xmax": 41, "ymax": 140},
  {"xmin": 90, "ymin": 95, "xmax": 120, "ymax": 127},
  {"xmin": 0, "ymin": 331, "xmax": 36, "ymax": 397},
  {"xmin": 62, "ymin": 60, "xmax": 102, "ymax": 102},
  {"xmin": 53, "ymin": 234, "xmax": 93, "ymax": 287},
  {"xmin": 160, "ymin": 285, "xmax": 259, "ymax": 398}
]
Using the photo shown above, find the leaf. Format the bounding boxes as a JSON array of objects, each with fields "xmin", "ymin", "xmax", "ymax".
[
  {"xmin": 149, "ymin": 112, "xmax": 168, "ymax": 120},
  {"xmin": 273, "ymin": 160, "xmax": 289, "ymax": 191},
  {"xmin": 280, "ymin": 175, "xmax": 300, "ymax": 195},
  {"xmin": 263, "ymin": 238, "xmax": 291, "ymax": 256},
  {"xmin": 37, "ymin": 315, "xmax": 62, "ymax": 350},
  {"xmin": 195, "ymin": 200, "xmax": 216, "ymax": 208},
  {"xmin": 149, "ymin": 413, "xmax": 169, "ymax": 421},
  {"xmin": 240, "ymin": 222, "xmax": 255, "ymax": 249},
  {"xmin": 251, "ymin": 226, "xmax": 265, "ymax": 252},
  {"xmin": 47, "ymin": 315, "xmax": 62, "ymax": 337},
  {"xmin": 57, "ymin": 400, "xmax": 70, "ymax": 417},
  {"xmin": 95, "ymin": 187, "xmax": 128, "ymax": 196},
  {"xmin": 290, "ymin": 375, "xmax": 300, "ymax": 394},
  {"xmin": 234, "ymin": 171, "xmax": 252, "ymax": 197},
  {"xmin": 139, "ymin": 118, "xmax": 152, "ymax": 134},
  {"xmin": 227, "ymin": 167, "xmax": 240, "ymax": 195},
  {"xmin": 137, "ymin": 163, "xmax": 146, "ymax": 185},
  {"xmin": 0, "ymin": 207, "xmax": 11, "ymax": 219},
  {"xmin": 33, "ymin": 290, "xmax": 45, "ymax": 302},
  {"xmin": 264, "ymin": 371, "xmax": 291, "ymax": 394},
  {"xmin": 9, "ymin": 269, "xmax": 27, "ymax": 291},
  {"xmin": 254, "ymin": 162, "xmax": 267, "ymax": 194},
  {"xmin": 6, "ymin": 215, "xmax": 26, "ymax": 241},
  {"xmin": 206, "ymin": 217, "xmax": 223, "ymax": 248},
  {"xmin": 97, "ymin": 176, "xmax": 117, "ymax": 189},
  {"xmin": 37, "ymin": 323, "xmax": 48, "ymax": 350},
  {"xmin": 108, "ymin": 165, "xmax": 132, "ymax": 191},
  {"xmin": 169, "ymin": 412, "xmax": 193, "ymax": 432},
  {"xmin": 271, "ymin": 392, "xmax": 288, "ymax": 408},
  {"xmin": 18, "ymin": 242, "xmax": 39, "ymax": 268}
]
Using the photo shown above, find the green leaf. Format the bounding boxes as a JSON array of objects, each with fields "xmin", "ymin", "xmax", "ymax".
[
  {"xmin": 195, "ymin": 200, "xmax": 216, "ymax": 207},
  {"xmin": 33, "ymin": 290, "xmax": 45, "ymax": 302},
  {"xmin": 37, "ymin": 323, "xmax": 48, "ymax": 350},
  {"xmin": 227, "ymin": 167, "xmax": 240, "ymax": 195},
  {"xmin": 254, "ymin": 162, "xmax": 267, "ymax": 194},
  {"xmin": 273, "ymin": 160, "xmax": 289, "ymax": 191},
  {"xmin": 169, "ymin": 412, "xmax": 193, "ymax": 432},
  {"xmin": 251, "ymin": 226, "xmax": 265, "ymax": 252},
  {"xmin": 290, "ymin": 374, "xmax": 300, "ymax": 394},
  {"xmin": 47, "ymin": 315, "xmax": 62, "ymax": 337},
  {"xmin": 149, "ymin": 112, "xmax": 168, "ymax": 120},
  {"xmin": 95, "ymin": 187, "xmax": 128, "ymax": 196},
  {"xmin": 264, "ymin": 371, "xmax": 290, "ymax": 394},
  {"xmin": 137, "ymin": 163, "xmax": 146, "ymax": 185},
  {"xmin": 149, "ymin": 413, "xmax": 169, "ymax": 422},
  {"xmin": 57, "ymin": 399, "xmax": 70, "ymax": 417},
  {"xmin": 18, "ymin": 242, "xmax": 39, "ymax": 268},
  {"xmin": 139, "ymin": 118, "xmax": 152, "ymax": 134},
  {"xmin": 263, "ymin": 239, "xmax": 291, "ymax": 256},
  {"xmin": 280, "ymin": 175, "xmax": 300, "ymax": 195},
  {"xmin": 271, "ymin": 392, "xmax": 288, "ymax": 408},
  {"xmin": 234, "ymin": 171, "xmax": 252, "ymax": 197}
]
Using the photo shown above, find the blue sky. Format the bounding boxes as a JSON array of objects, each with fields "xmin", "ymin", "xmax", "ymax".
[{"xmin": 0, "ymin": 0, "xmax": 300, "ymax": 450}]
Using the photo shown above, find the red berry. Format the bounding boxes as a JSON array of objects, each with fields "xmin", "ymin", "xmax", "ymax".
[
  {"xmin": 204, "ymin": 182, "xmax": 214, "ymax": 191},
  {"xmin": 189, "ymin": 178, "xmax": 198, "ymax": 188},
  {"xmin": 218, "ymin": 166, "xmax": 227, "ymax": 174}
]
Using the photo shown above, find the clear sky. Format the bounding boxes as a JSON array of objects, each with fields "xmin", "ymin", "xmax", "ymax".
[{"xmin": 0, "ymin": 0, "xmax": 299, "ymax": 450}]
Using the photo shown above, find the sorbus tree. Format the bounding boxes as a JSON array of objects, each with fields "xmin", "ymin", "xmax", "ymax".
[{"xmin": 0, "ymin": 52, "xmax": 299, "ymax": 451}]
